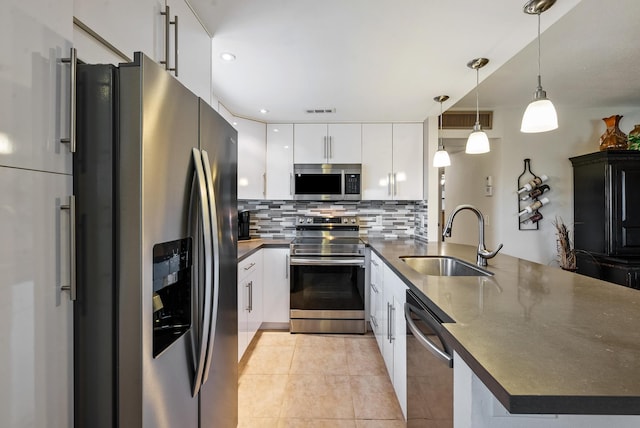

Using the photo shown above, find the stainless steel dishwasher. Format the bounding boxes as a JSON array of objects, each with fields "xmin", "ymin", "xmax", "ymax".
[{"xmin": 404, "ymin": 289, "xmax": 454, "ymax": 426}]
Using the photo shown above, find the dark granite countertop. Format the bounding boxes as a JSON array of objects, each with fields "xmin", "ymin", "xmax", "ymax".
[
  {"xmin": 237, "ymin": 238, "xmax": 291, "ymax": 261},
  {"xmin": 367, "ymin": 237, "xmax": 640, "ymax": 415}
]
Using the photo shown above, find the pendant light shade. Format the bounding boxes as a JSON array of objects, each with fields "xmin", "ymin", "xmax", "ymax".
[
  {"xmin": 433, "ymin": 95, "xmax": 451, "ymax": 167},
  {"xmin": 521, "ymin": 0, "xmax": 558, "ymax": 133},
  {"xmin": 433, "ymin": 149, "xmax": 451, "ymax": 167},
  {"xmin": 466, "ymin": 125, "xmax": 491, "ymax": 154},
  {"xmin": 465, "ymin": 58, "xmax": 490, "ymax": 154}
]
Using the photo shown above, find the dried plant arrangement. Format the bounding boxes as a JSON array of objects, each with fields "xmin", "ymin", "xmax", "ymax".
[{"xmin": 553, "ymin": 217, "xmax": 576, "ymax": 271}]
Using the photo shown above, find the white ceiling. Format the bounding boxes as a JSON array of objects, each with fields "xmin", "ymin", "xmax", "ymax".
[{"xmin": 189, "ymin": 0, "xmax": 640, "ymax": 123}]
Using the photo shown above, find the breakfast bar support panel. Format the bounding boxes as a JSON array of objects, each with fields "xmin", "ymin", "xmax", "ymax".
[{"xmin": 453, "ymin": 352, "xmax": 640, "ymax": 428}]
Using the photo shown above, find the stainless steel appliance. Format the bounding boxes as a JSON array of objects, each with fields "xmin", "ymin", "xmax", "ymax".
[
  {"xmin": 293, "ymin": 163, "xmax": 362, "ymax": 201},
  {"xmin": 404, "ymin": 289, "xmax": 454, "ymax": 424},
  {"xmin": 289, "ymin": 216, "xmax": 366, "ymax": 333},
  {"xmin": 238, "ymin": 210, "xmax": 250, "ymax": 240},
  {"xmin": 73, "ymin": 52, "xmax": 238, "ymax": 428}
]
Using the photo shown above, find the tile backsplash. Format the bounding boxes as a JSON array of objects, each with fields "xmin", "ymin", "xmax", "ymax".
[{"xmin": 238, "ymin": 200, "xmax": 428, "ymax": 241}]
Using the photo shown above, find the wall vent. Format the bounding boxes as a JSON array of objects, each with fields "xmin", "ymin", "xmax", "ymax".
[
  {"xmin": 305, "ymin": 108, "xmax": 336, "ymax": 114},
  {"xmin": 442, "ymin": 111, "xmax": 493, "ymax": 130}
]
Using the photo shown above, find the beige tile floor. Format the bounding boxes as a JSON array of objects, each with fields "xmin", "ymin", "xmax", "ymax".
[{"xmin": 238, "ymin": 330, "xmax": 452, "ymax": 428}]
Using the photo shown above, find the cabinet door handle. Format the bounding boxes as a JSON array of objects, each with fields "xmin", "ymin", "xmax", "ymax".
[
  {"xmin": 289, "ymin": 172, "xmax": 293, "ymax": 196},
  {"xmin": 393, "ymin": 173, "xmax": 397, "ymax": 196},
  {"xmin": 285, "ymin": 254, "xmax": 289, "ymax": 279},
  {"xmin": 249, "ymin": 280, "xmax": 253, "ymax": 312},
  {"xmin": 323, "ymin": 136, "xmax": 327, "ymax": 159},
  {"xmin": 61, "ymin": 47, "xmax": 77, "ymax": 153},
  {"xmin": 244, "ymin": 262, "xmax": 256, "ymax": 271},
  {"xmin": 60, "ymin": 196, "xmax": 76, "ymax": 301},
  {"xmin": 161, "ymin": 6, "xmax": 178, "ymax": 76},
  {"xmin": 389, "ymin": 305, "xmax": 396, "ymax": 343},
  {"xmin": 245, "ymin": 281, "xmax": 251, "ymax": 312},
  {"xmin": 370, "ymin": 282, "xmax": 378, "ymax": 294},
  {"xmin": 263, "ymin": 172, "xmax": 266, "ymax": 197},
  {"xmin": 387, "ymin": 173, "xmax": 392, "ymax": 196},
  {"xmin": 328, "ymin": 136, "xmax": 333, "ymax": 159},
  {"xmin": 371, "ymin": 315, "xmax": 378, "ymax": 328},
  {"xmin": 386, "ymin": 302, "xmax": 391, "ymax": 342}
]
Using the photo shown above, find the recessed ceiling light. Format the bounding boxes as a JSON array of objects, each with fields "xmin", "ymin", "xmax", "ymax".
[
  {"xmin": 260, "ymin": 109, "xmax": 269, "ymax": 114},
  {"xmin": 220, "ymin": 52, "xmax": 236, "ymax": 62},
  {"xmin": 273, "ymin": 128, "xmax": 280, "ymax": 132}
]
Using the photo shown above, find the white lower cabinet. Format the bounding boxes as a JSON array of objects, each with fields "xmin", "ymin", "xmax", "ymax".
[
  {"xmin": 372, "ymin": 258, "xmax": 408, "ymax": 420},
  {"xmin": 369, "ymin": 252, "xmax": 385, "ymax": 350},
  {"xmin": 0, "ymin": 167, "xmax": 73, "ymax": 428},
  {"xmin": 237, "ymin": 251, "xmax": 263, "ymax": 360},
  {"xmin": 262, "ymin": 248, "xmax": 290, "ymax": 326}
]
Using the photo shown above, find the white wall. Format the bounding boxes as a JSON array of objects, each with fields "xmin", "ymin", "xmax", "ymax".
[{"xmin": 437, "ymin": 106, "xmax": 640, "ymax": 265}]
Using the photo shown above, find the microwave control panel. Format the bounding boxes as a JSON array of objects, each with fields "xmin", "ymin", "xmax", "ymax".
[{"xmin": 345, "ymin": 173, "xmax": 361, "ymax": 195}]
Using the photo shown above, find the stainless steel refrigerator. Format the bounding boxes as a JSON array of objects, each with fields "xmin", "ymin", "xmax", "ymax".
[{"xmin": 73, "ymin": 52, "xmax": 238, "ymax": 428}]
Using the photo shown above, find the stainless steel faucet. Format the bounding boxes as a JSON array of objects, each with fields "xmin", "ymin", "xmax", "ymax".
[{"xmin": 442, "ymin": 204, "xmax": 503, "ymax": 266}]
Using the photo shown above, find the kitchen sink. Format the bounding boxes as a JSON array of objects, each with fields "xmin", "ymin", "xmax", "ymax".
[{"xmin": 400, "ymin": 256, "xmax": 493, "ymax": 277}]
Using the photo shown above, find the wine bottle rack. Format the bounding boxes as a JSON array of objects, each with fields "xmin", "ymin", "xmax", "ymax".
[{"xmin": 517, "ymin": 158, "xmax": 550, "ymax": 230}]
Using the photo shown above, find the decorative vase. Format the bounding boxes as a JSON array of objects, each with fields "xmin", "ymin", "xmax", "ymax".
[
  {"xmin": 599, "ymin": 115, "xmax": 628, "ymax": 151},
  {"xmin": 628, "ymin": 124, "xmax": 640, "ymax": 150}
]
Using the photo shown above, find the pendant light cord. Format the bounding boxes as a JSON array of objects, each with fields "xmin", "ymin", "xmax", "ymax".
[
  {"xmin": 475, "ymin": 67, "xmax": 480, "ymax": 126},
  {"xmin": 537, "ymin": 12, "xmax": 541, "ymax": 81},
  {"xmin": 439, "ymin": 100, "xmax": 444, "ymax": 149}
]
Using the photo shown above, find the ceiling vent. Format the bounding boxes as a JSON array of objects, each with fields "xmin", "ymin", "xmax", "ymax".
[
  {"xmin": 442, "ymin": 111, "xmax": 493, "ymax": 130},
  {"xmin": 305, "ymin": 108, "xmax": 336, "ymax": 114}
]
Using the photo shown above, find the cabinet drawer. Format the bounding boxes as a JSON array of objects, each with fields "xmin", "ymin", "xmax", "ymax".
[{"xmin": 238, "ymin": 251, "xmax": 262, "ymax": 281}]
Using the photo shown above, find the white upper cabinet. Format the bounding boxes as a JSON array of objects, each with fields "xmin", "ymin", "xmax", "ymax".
[
  {"xmin": 362, "ymin": 124, "xmax": 394, "ymax": 200},
  {"xmin": 392, "ymin": 123, "xmax": 423, "ymax": 200},
  {"xmin": 1, "ymin": 0, "xmax": 73, "ymax": 174},
  {"xmin": 362, "ymin": 123, "xmax": 423, "ymax": 200},
  {"xmin": 165, "ymin": 0, "xmax": 212, "ymax": 104},
  {"xmin": 74, "ymin": 0, "xmax": 164, "ymax": 63},
  {"xmin": 266, "ymin": 124, "xmax": 294, "ymax": 200},
  {"xmin": 236, "ymin": 117, "xmax": 267, "ymax": 200},
  {"xmin": 74, "ymin": 0, "xmax": 212, "ymax": 103},
  {"xmin": 294, "ymin": 123, "xmax": 362, "ymax": 164}
]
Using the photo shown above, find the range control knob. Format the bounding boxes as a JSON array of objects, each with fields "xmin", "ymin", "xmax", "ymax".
[{"xmin": 307, "ymin": 218, "xmax": 312, "ymax": 223}]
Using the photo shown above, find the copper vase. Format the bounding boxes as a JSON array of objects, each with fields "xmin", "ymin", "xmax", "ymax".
[{"xmin": 599, "ymin": 115, "xmax": 628, "ymax": 151}]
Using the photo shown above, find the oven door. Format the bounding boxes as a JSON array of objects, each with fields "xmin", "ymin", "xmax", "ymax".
[{"xmin": 289, "ymin": 256, "xmax": 366, "ymax": 333}]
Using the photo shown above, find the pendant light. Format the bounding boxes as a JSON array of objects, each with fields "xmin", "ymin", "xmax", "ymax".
[
  {"xmin": 466, "ymin": 58, "xmax": 490, "ymax": 154},
  {"xmin": 520, "ymin": 0, "xmax": 558, "ymax": 133},
  {"xmin": 433, "ymin": 95, "xmax": 451, "ymax": 167}
]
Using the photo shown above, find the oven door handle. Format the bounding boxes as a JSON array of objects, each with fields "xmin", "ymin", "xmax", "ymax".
[
  {"xmin": 289, "ymin": 257, "xmax": 365, "ymax": 266},
  {"xmin": 404, "ymin": 302, "xmax": 453, "ymax": 367}
]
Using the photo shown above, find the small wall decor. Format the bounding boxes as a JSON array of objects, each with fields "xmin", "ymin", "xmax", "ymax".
[{"xmin": 517, "ymin": 158, "xmax": 550, "ymax": 230}]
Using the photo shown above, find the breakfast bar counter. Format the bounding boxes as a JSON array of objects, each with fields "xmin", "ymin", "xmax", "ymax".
[{"xmin": 367, "ymin": 238, "xmax": 640, "ymax": 417}]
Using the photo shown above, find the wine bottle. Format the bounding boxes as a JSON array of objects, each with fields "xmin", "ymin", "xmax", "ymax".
[
  {"xmin": 517, "ymin": 175, "xmax": 548, "ymax": 194},
  {"xmin": 520, "ymin": 211, "xmax": 543, "ymax": 224},
  {"xmin": 519, "ymin": 184, "xmax": 550, "ymax": 201},
  {"xmin": 518, "ymin": 197, "xmax": 550, "ymax": 216}
]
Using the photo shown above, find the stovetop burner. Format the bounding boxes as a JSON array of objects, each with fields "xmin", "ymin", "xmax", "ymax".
[{"xmin": 291, "ymin": 216, "xmax": 364, "ymax": 257}]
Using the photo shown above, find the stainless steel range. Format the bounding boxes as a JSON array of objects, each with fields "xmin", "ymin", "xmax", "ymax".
[{"xmin": 289, "ymin": 216, "xmax": 366, "ymax": 334}]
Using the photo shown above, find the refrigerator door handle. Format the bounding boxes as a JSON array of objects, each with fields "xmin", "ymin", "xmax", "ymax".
[
  {"xmin": 200, "ymin": 149, "xmax": 220, "ymax": 386},
  {"xmin": 189, "ymin": 148, "xmax": 214, "ymax": 397}
]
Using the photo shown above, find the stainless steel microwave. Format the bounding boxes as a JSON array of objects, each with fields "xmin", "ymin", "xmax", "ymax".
[{"xmin": 293, "ymin": 163, "xmax": 361, "ymax": 201}]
